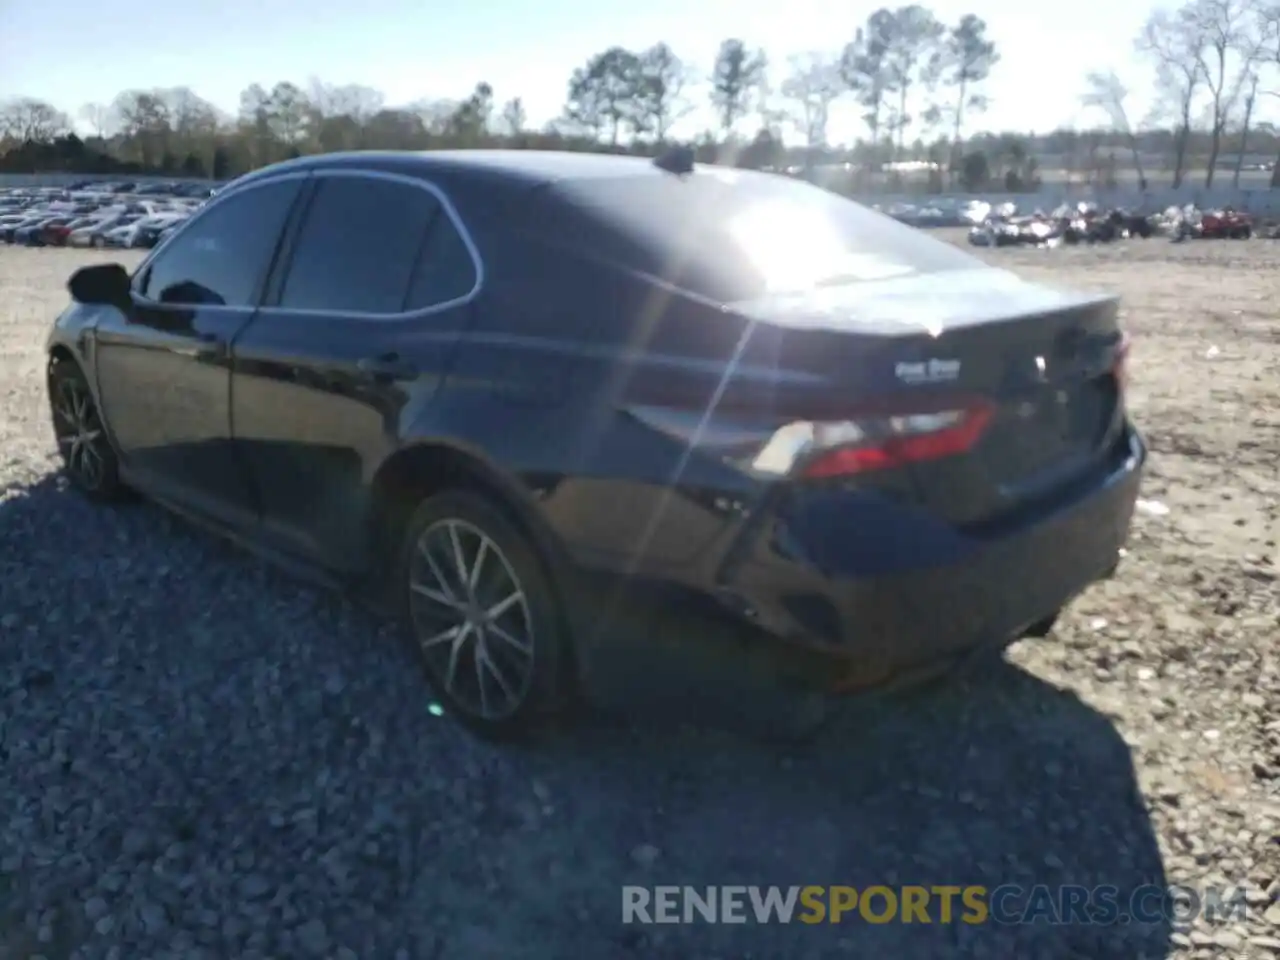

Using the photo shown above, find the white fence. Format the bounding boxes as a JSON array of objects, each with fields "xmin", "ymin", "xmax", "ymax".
[{"xmin": 853, "ymin": 183, "xmax": 1280, "ymax": 216}]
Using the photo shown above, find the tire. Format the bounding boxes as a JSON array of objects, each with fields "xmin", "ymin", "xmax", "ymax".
[
  {"xmin": 397, "ymin": 489, "xmax": 571, "ymax": 739},
  {"xmin": 48, "ymin": 356, "xmax": 127, "ymax": 502}
]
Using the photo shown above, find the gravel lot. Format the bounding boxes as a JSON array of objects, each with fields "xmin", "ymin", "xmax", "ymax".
[{"xmin": 0, "ymin": 240, "xmax": 1277, "ymax": 960}]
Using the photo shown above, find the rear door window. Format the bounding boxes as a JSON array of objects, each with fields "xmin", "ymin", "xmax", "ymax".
[
  {"xmin": 405, "ymin": 212, "xmax": 478, "ymax": 310},
  {"xmin": 277, "ymin": 174, "xmax": 443, "ymax": 315}
]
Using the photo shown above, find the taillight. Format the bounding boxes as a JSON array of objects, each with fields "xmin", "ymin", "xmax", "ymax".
[
  {"xmin": 798, "ymin": 404, "xmax": 993, "ymax": 478},
  {"xmin": 626, "ymin": 400, "xmax": 994, "ymax": 481},
  {"xmin": 1112, "ymin": 333, "xmax": 1131, "ymax": 394}
]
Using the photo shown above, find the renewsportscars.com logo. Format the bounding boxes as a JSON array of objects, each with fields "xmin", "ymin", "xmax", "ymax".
[{"xmin": 622, "ymin": 884, "xmax": 1249, "ymax": 926}]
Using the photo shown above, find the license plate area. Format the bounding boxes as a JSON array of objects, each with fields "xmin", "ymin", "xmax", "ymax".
[
  {"xmin": 982, "ymin": 376, "xmax": 1117, "ymax": 484},
  {"xmin": 907, "ymin": 375, "xmax": 1119, "ymax": 526}
]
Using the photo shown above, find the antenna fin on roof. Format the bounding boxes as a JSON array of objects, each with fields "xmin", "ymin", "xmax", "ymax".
[{"xmin": 653, "ymin": 144, "xmax": 696, "ymax": 175}]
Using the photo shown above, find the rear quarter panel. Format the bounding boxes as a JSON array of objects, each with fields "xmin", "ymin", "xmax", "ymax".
[{"xmin": 424, "ymin": 216, "xmax": 742, "ymax": 573}]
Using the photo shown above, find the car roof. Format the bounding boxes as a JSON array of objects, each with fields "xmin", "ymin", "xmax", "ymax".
[{"xmin": 233, "ymin": 149, "xmax": 749, "ymax": 191}]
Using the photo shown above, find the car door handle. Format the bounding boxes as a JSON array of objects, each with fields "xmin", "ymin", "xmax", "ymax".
[
  {"xmin": 194, "ymin": 331, "xmax": 227, "ymax": 359},
  {"xmin": 171, "ymin": 330, "xmax": 225, "ymax": 359},
  {"xmin": 356, "ymin": 353, "xmax": 417, "ymax": 381}
]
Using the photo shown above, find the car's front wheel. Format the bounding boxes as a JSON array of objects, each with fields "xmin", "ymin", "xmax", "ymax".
[
  {"xmin": 48, "ymin": 357, "xmax": 126, "ymax": 502},
  {"xmin": 398, "ymin": 490, "xmax": 571, "ymax": 739}
]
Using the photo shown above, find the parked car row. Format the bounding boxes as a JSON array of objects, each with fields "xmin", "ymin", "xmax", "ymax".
[
  {"xmin": 0, "ymin": 183, "xmax": 210, "ymax": 249},
  {"xmin": 963, "ymin": 199, "xmax": 1268, "ymax": 248},
  {"xmin": 1168, "ymin": 205, "xmax": 1255, "ymax": 241},
  {"xmin": 965, "ymin": 201, "xmax": 1175, "ymax": 248}
]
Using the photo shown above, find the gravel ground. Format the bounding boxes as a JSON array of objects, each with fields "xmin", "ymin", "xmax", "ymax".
[{"xmin": 0, "ymin": 241, "xmax": 1277, "ymax": 960}]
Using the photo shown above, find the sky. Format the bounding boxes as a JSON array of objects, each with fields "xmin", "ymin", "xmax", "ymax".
[{"xmin": 0, "ymin": 0, "xmax": 1240, "ymax": 144}]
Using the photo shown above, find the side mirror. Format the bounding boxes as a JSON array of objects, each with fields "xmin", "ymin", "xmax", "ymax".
[{"xmin": 67, "ymin": 263, "xmax": 132, "ymax": 308}]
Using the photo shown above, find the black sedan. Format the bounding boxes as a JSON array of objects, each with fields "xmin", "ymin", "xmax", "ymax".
[{"xmin": 47, "ymin": 149, "xmax": 1145, "ymax": 738}]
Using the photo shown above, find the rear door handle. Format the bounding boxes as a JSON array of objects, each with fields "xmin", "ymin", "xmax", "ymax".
[{"xmin": 357, "ymin": 353, "xmax": 417, "ymax": 381}]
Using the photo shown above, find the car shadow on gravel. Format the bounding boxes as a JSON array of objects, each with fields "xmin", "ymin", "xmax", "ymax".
[
  {"xmin": 0, "ymin": 473, "xmax": 1171, "ymax": 960},
  {"xmin": 420, "ymin": 664, "xmax": 1174, "ymax": 960}
]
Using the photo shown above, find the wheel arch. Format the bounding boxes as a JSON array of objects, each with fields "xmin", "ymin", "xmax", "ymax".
[
  {"xmin": 367, "ymin": 439, "xmax": 573, "ymax": 608},
  {"xmin": 47, "ymin": 342, "xmax": 96, "ymax": 396},
  {"xmin": 47, "ymin": 340, "xmax": 111, "ymax": 440},
  {"xmin": 47, "ymin": 343, "xmax": 78, "ymax": 369}
]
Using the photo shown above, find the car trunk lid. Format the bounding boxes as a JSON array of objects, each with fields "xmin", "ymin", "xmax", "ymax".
[{"xmin": 726, "ymin": 267, "xmax": 1127, "ymax": 524}]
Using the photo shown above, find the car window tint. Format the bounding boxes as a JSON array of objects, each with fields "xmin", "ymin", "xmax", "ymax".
[
  {"xmin": 540, "ymin": 172, "xmax": 982, "ymax": 302},
  {"xmin": 279, "ymin": 176, "xmax": 441, "ymax": 314},
  {"xmin": 141, "ymin": 178, "xmax": 301, "ymax": 307},
  {"xmin": 405, "ymin": 213, "xmax": 477, "ymax": 309}
]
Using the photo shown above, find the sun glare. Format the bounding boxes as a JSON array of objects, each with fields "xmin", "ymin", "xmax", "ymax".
[{"xmin": 726, "ymin": 200, "xmax": 915, "ymax": 294}]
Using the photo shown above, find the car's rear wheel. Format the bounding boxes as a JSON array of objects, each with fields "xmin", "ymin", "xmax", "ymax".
[
  {"xmin": 48, "ymin": 357, "xmax": 126, "ymax": 502},
  {"xmin": 398, "ymin": 490, "xmax": 570, "ymax": 739}
]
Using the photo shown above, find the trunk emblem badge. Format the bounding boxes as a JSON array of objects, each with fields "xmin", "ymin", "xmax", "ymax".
[{"xmin": 895, "ymin": 358, "xmax": 960, "ymax": 385}]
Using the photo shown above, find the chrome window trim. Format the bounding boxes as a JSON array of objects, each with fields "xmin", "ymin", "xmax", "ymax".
[
  {"xmin": 130, "ymin": 171, "xmax": 313, "ymax": 315},
  {"xmin": 257, "ymin": 167, "xmax": 485, "ymax": 322}
]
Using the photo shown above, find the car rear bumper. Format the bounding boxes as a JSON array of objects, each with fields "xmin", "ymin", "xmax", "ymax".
[{"xmin": 717, "ymin": 424, "xmax": 1146, "ymax": 690}]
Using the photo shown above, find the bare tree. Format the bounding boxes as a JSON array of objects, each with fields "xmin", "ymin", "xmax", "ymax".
[
  {"xmin": 934, "ymin": 14, "xmax": 998, "ymax": 181},
  {"xmin": 710, "ymin": 39, "xmax": 768, "ymax": 136},
  {"xmin": 447, "ymin": 82, "xmax": 494, "ymax": 140},
  {"xmin": 634, "ymin": 43, "xmax": 693, "ymax": 142},
  {"xmin": 841, "ymin": 13, "xmax": 894, "ymax": 164},
  {"xmin": 78, "ymin": 103, "xmax": 112, "ymax": 139},
  {"xmin": 1137, "ymin": 8, "xmax": 1207, "ymax": 188},
  {"xmin": 500, "ymin": 97, "xmax": 527, "ymax": 136},
  {"xmin": 0, "ymin": 98, "xmax": 70, "ymax": 143},
  {"xmin": 1252, "ymin": 0, "xmax": 1280, "ymax": 181},
  {"xmin": 565, "ymin": 47, "xmax": 643, "ymax": 144},
  {"xmin": 304, "ymin": 82, "xmax": 382, "ymax": 152},
  {"xmin": 324, "ymin": 84, "xmax": 385, "ymax": 124},
  {"xmin": 237, "ymin": 83, "xmax": 276, "ymax": 165},
  {"xmin": 1233, "ymin": 70, "xmax": 1260, "ymax": 184},
  {"xmin": 362, "ymin": 109, "xmax": 428, "ymax": 149},
  {"xmin": 1182, "ymin": 0, "xmax": 1263, "ymax": 187},
  {"xmin": 111, "ymin": 91, "xmax": 173, "ymax": 166},
  {"xmin": 160, "ymin": 88, "xmax": 218, "ymax": 171},
  {"xmin": 779, "ymin": 53, "xmax": 844, "ymax": 157},
  {"xmin": 264, "ymin": 82, "xmax": 312, "ymax": 145},
  {"xmin": 408, "ymin": 99, "xmax": 461, "ymax": 136},
  {"xmin": 880, "ymin": 5, "xmax": 946, "ymax": 160},
  {"xmin": 1082, "ymin": 71, "xmax": 1148, "ymax": 189}
]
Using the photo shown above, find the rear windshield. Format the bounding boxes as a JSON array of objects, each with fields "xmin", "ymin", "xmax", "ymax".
[{"xmin": 538, "ymin": 170, "xmax": 981, "ymax": 302}]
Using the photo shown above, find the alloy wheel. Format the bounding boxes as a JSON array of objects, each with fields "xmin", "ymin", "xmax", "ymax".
[
  {"xmin": 51, "ymin": 373, "xmax": 108, "ymax": 491},
  {"xmin": 407, "ymin": 518, "xmax": 536, "ymax": 721}
]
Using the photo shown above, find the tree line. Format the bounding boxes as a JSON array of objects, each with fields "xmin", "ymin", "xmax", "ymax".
[{"xmin": 4, "ymin": 0, "xmax": 1280, "ymax": 192}]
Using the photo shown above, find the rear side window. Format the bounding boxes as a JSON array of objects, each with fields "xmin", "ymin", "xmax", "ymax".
[
  {"xmin": 139, "ymin": 177, "xmax": 302, "ymax": 307},
  {"xmin": 405, "ymin": 214, "xmax": 477, "ymax": 310},
  {"xmin": 539, "ymin": 172, "xmax": 981, "ymax": 302},
  {"xmin": 278, "ymin": 175, "xmax": 442, "ymax": 314}
]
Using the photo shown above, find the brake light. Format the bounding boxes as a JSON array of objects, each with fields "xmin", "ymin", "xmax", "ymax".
[
  {"xmin": 800, "ymin": 404, "xmax": 993, "ymax": 478},
  {"xmin": 1112, "ymin": 333, "xmax": 1131, "ymax": 394},
  {"xmin": 626, "ymin": 400, "xmax": 994, "ymax": 481}
]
